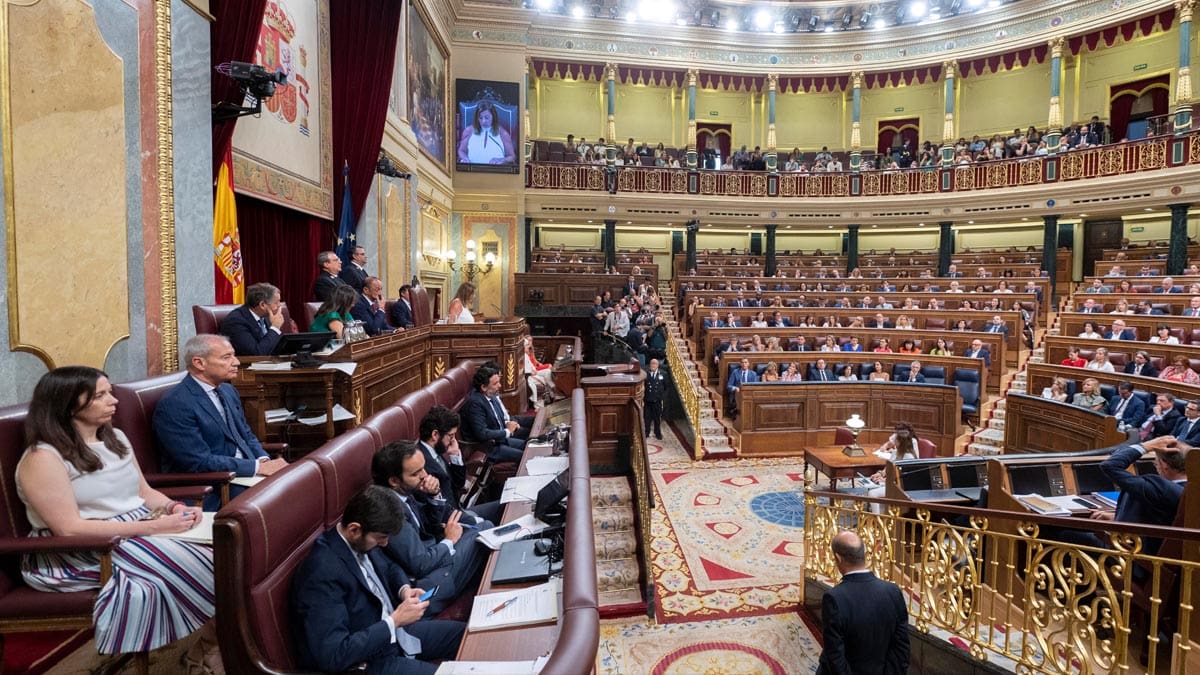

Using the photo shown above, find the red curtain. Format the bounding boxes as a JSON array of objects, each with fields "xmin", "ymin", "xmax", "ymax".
[
  {"xmin": 209, "ymin": 0, "xmax": 268, "ymax": 180},
  {"xmin": 237, "ymin": 196, "xmax": 333, "ymax": 330},
  {"xmin": 696, "ymin": 123, "xmax": 732, "ymax": 163},
  {"xmin": 876, "ymin": 118, "xmax": 920, "ymax": 155},
  {"xmin": 1108, "ymin": 74, "xmax": 1171, "ymax": 141},
  {"xmin": 330, "ymin": 0, "xmax": 404, "ymax": 228}
]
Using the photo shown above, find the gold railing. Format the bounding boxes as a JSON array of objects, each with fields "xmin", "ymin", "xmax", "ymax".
[
  {"xmin": 805, "ymin": 491, "xmax": 1200, "ymax": 673},
  {"xmin": 664, "ymin": 323, "xmax": 704, "ymax": 458}
]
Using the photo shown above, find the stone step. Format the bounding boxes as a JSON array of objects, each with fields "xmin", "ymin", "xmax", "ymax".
[
  {"xmin": 1009, "ymin": 381, "xmax": 1027, "ymax": 392},
  {"xmin": 974, "ymin": 427, "xmax": 1005, "ymax": 444},
  {"xmin": 993, "ymin": 407, "xmax": 1006, "ymax": 419},
  {"xmin": 967, "ymin": 442, "xmax": 1004, "ymax": 456},
  {"xmin": 987, "ymin": 417, "xmax": 1005, "ymax": 432}
]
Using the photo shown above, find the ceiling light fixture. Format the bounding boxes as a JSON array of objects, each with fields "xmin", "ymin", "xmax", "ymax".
[
  {"xmin": 754, "ymin": 9, "xmax": 772, "ymax": 30},
  {"xmin": 807, "ymin": 14, "xmax": 820, "ymax": 31},
  {"xmin": 909, "ymin": 1, "xmax": 927, "ymax": 19}
]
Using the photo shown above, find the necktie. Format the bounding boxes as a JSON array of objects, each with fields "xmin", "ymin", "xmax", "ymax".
[
  {"xmin": 356, "ymin": 553, "xmax": 421, "ymax": 656},
  {"xmin": 819, "ymin": 370, "xmax": 827, "ymax": 381},
  {"xmin": 490, "ymin": 397, "xmax": 507, "ymax": 424},
  {"xmin": 216, "ymin": 389, "xmax": 252, "ymax": 459},
  {"xmin": 1115, "ymin": 398, "xmax": 1128, "ymax": 418},
  {"xmin": 1186, "ymin": 421, "xmax": 1195, "ymax": 439},
  {"xmin": 259, "ymin": 317, "xmax": 269, "ymax": 336}
]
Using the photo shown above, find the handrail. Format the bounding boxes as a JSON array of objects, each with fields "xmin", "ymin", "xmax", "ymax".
[
  {"xmin": 664, "ymin": 324, "xmax": 704, "ymax": 457},
  {"xmin": 527, "ymin": 131, "xmax": 1200, "ymax": 198}
]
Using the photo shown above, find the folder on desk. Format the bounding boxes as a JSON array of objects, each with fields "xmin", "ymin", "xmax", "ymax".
[
  {"xmin": 468, "ymin": 579, "xmax": 559, "ymax": 632},
  {"xmin": 489, "ymin": 539, "xmax": 560, "ymax": 585},
  {"xmin": 1091, "ymin": 491, "xmax": 1120, "ymax": 509}
]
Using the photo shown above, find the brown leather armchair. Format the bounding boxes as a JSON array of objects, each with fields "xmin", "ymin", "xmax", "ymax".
[
  {"xmin": 0, "ymin": 405, "xmax": 130, "ymax": 667},
  {"xmin": 193, "ymin": 302, "xmax": 297, "ymax": 337}
]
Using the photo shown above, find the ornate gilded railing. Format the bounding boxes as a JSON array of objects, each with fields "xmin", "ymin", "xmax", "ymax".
[
  {"xmin": 526, "ymin": 132, "xmax": 1200, "ymax": 198},
  {"xmin": 664, "ymin": 323, "xmax": 704, "ymax": 457},
  {"xmin": 804, "ymin": 491, "xmax": 1200, "ymax": 673}
]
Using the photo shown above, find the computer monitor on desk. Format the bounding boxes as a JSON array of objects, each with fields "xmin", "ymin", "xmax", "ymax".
[
  {"xmin": 899, "ymin": 465, "xmax": 937, "ymax": 491},
  {"xmin": 946, "ymin": 461, "xmax": 988, "ymax": 488},
  {"xmin": 1071, "ymin": 463, "xmax": 1116, "ymax": 495},
  {"xmin": 1008, "ymin": 463, "xmax": 1064, "ymax": 496}
]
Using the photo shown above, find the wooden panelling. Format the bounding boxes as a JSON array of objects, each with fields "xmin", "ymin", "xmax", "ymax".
[{"xmin": 1003, "ymin": 393, "xmax": 1126, "ymax": 454}]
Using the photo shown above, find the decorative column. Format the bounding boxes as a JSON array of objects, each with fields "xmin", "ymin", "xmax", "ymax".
[
  {"xmin": 765, "ymin": 74, "xmax": 778, "ymax": 173},
  {"xmin": 937, "ymin": 222, "xmax": 954, "ymax": 276},
  {"xmin": 1175, "ymin": 0, "xmax": 1195, "ymax": 134},
  {"xmin": 523, "ymin": 60, "xmax": 533, "ymax": 164},
  {"xmin": 764, "ymin": 224, "xmax": 778, "ymax": 276},
  {"xmin": 1042, "ymin": 215, "xmax": 1059, "ymax": 301},
  {"xmin": 1046, "ymin": 37, "xmax": 1065, "ymax": 154},
  {"xmin": 1168, "ymin": 204, "xmax": 1191, "ymax": 275},
  {"xmin": 605, "ymin": 63, "xmax": 617, "ymax": 166},
  {"xmin": 940, "ymin": 61, "xmax": 957, "ymax": 167},
  {"xmin": 847, "ymin": 224, "xmax": 860, "ymax": 275},
  {"xmin": 686, "ymin": 69, "xmax": 698, "ymax": 170},
  {"xmin": 849, "ymin": 71, "xmax": 864, "ymax": 172},
  {"xmin": 685, "ymin": 220, "xmax": 699, "ymax": 272},
  {"xmin": 604, "ymin": 220, "xmax": 617, "ymax": 269}
]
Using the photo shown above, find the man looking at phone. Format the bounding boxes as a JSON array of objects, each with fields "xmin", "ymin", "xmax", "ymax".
[
  {"xmin": 372, "ymin": 441, "xmax": 490, "ymax": 615},
  {"xmin": 290, "ymin": 485, "xmax": 464, "ymax": 674}
]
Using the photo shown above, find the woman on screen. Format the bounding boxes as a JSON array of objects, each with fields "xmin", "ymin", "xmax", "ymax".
[{"xmin": 457, "ymin": 100, "xmax": 515, "ymax": 165}]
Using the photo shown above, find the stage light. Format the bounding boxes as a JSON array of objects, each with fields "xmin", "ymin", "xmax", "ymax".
[
  {"xmin": 709, "ymin": 9, "xmax": 721, "ymax": 26},
  {"xmin": 949, "ymin": 0, "xmax": 963, "ymax": 14},
  {"xmin": 859, "ymin": 11, "xmax": 872, "ymax": 28},
  {"xmin": 824, "ymin": 23, "xmax": 834, "ymax": 32}
]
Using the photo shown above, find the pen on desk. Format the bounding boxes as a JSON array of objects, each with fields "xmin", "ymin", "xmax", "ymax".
[
  {"xmin": 460, "ymin": 523, "xmax": 478, "ymax": 530},
  {"xmin": 486, "ymin": 596, "xmax": 517, "ymax": 616}
]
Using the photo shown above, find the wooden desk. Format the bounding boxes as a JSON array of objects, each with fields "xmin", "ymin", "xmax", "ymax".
[{"xmin": 804, "ymin": 445, "xmax": 887, "ymax": 491}]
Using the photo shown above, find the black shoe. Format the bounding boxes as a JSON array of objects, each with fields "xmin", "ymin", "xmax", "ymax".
[{"xmin": 656, "ymin": 435, "xmax": 664, "ymax": 440}]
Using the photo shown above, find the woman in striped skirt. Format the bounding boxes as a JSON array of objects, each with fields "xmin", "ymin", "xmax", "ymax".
[{"xmin": 16, "ymin": 367, "xmax": 220, "ymax": 672}]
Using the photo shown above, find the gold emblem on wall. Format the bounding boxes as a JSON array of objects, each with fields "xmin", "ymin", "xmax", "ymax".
[
  {"xmin": 433, "ymin": 356, "xmax": 446, "ymax": 379},
  {"xmin": 505, "ymin": 354, "xmax": 515, "ymax": 387},
  {"xmin": 353, "ymin": 389, "xmax": 363, "ymax": 423}
]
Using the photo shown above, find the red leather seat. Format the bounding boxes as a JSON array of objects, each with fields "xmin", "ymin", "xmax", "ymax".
[
  {"xmin": 306, "ymin": 428, "xmax": 378, "ymax": 527},
  {"xmin": 917, "ymin": 438, "xmax": 937, "ymax": 459},
  {"xmin": 410, "ymin": 285, "xmax": 432, "ymax": 326},
  {"xmin": 304, "ymin": 302, "xmax": 322, "ymax": 331},
  {"xmin": 360, "ymin": 406, "xmax": 414, "ymax": 448},
  {"xmin": 193, "ymin": 303, "xmax": 296, "ymax": 336}
]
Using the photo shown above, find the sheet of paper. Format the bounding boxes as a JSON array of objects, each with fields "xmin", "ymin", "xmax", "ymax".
[
  {"xmin": 478, "ymin": 513, "xmax": 550, "ymax": 550},
  {"xmin": 524, "ymin": 456, "xmax": 569, "ymax": 476},
  {"xmin": 230, "ymin": 475, "xmax": 266, "ymax": 488},
  {"xmin": 149, "ymin": 512, "xmax": 215, "ymax": 545},
  {"xmin": 247, "ymin": 361, "xmax": 292, "ymax": 371},
  {"xmin": 467, "ymin": 579, "xmax": 560, "ymax": 632},
  {"xmin": 500, "ymin": 474, "xmax": 559, "ymax": 504},
  {"xmin": 319, "ymin": 361, "xmax": 357, "ymax": 376},
  {"xmin": 297, "ymin": 404, "xmax": 357, "ymax": 426},
  {"xmin": 435, "ymin": 661, "xmax": 541, "ymax": 674},
  {"xmin": 264, "ymin": 408, "xmax": 292, "ymax": 424}
]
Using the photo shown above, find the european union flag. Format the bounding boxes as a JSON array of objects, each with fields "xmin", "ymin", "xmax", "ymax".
[{"xmin": 335, "ymin": 161, "xmax": 356, "ymax": 262}]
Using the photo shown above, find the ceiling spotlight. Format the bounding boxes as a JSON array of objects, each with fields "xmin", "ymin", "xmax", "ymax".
[
  {"xmin": 571, "ymin": 5, "xmax": 584, "ymax": 18},
  {"xmin": 709, "ymin": 9, "xmax": 721, "ymax": 26},
  {"xmin": 841, "ymin": 12, "xmax": 853, "ymax": 28},
  {"xmin": 949, "ymin": 0, "xmax": 963, "ymax": 14},
  {"xmin": 807, "ymin": 14, "xmax": 820, "ymax": 31},
  {"xmin": 859, "ymin": 11, "xmax": 872, "ymax": 27},
  {"xmin": 754, "ymin": 9, "xmax": 772, "ymax": 30},
  {"xmin": 608, "ymin": 6, "xmax": 618, "ymax": 18},
  {"xmin": 773, "ymin": 20, "xmax": 785, "ymax": 33},
  {"xmin": 534, "ymin": 0, "xmax": 554, "ymax": 10},
  {"xmin": 909, "ymin": 2, "xmax": 927, "ymax": 19}
]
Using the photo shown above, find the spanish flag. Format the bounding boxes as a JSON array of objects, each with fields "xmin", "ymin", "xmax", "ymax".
[{"xmin": 214, "ymin": 146, "xmax": 244, "ymax": 304}]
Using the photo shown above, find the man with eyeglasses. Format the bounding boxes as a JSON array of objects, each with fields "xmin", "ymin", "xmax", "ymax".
[{"xmin": 1172, "ymin": 400, "xmax": 1200, "ymax": 445}]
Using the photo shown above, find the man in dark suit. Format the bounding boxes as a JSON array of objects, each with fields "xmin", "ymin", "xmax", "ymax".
[
  {"xmin": 984, "ymin": 315, "xmax": 1009, "ymax": 335},
  {"xmin": 415, "ymin": 406, "xmax": 502, "ymax": 526},
  {"xmin": 869, "ymin": 313, "xmax": 891, "ymax": 329},
  {"xmin": 1103, "ymin": 319, "xmax": 1137, "ymax": 341},
  {"xmin": 1140, "ymin": 393, "xmax": 1182, "ymax": 441},
  {"xmin": 1172, "ymin": 400, "xmax": 1200, "ymax": 444},
  {"xmin": 389, "ymin": 284, "xmax": 417, "ymax": 329},
  {"xmin": 964, "ymin": 339, "xmax": 991, "ymax": 367},
  {"xmin": 220, "ymin": 282, "xmax": 288, "ymax": 356},
  {"xmin": 1078, "ymin": 298, "xmax": 1102, "ymax": 313},
  {"xmin": 808, "ymin": 358, "xmax": 834, "ymax": 382},
  {"xmin": 351, "ymin": 276, "xmax": 393, "ymax": 336},
  {"xmin": 817, "ymin": 531, "xmax": 909, "ymax": 674},
  {"xmin": 1183, "ymin": 296, "xmax": 1200, "ymax": 317},
  {"xmin": 153, "ymin": 335, "xmax": 289, "ymax": 510},
  {"xmin": 1136, "ymin": 300, "xmax": 1165, "ymax": 316},
  {"xmin": 1123, "ymin": 350, "xmax": 1159, "ymax": 378},
  {"xmin": 902, "ymin": 361, "xmax": 926, "ymax": 383},
  {"xmin": 313, "ymin": 250, "xmax": 349, "ymax": 302},
  {"xmin": 643, "ymin": 358, "xmax": 667, "ymax": 440},
  {"xmin": 373, "ymin": 441, "xmax": 490, "ymax": 617},
  {"xmin": 1108, "ymin": 381, "xmax": 1149, "ymax": 433},
  {"xmin": 622, "ymin": 275, "xmax": 639, "ymax": 299},
  {"xmin": 768, "ymin": 311, "xmax": 792, "ymax": 328},
  {"xmin": 1091, "ymin": 436, "xmax": 1189, "ymax": 556},
  {"xmin": 339, "ymin": 245, "xmax": 370, "ymax": 292},
  {"xmin": 1157, "ymin": 276, "xmax": 1182, "ymax": 293},
  {"xmin": 290, "ymin": 486, "xmax": 465, "ymax": 674},
  {"xmin": 702, "ymin": 310, "xmax": 726, "ymax": 329},
  {"xmin": 459, "ymin": 366, "xmax": 531, "ymax": 463}
]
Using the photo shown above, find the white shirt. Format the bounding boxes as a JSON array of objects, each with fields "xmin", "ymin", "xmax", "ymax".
[{"xmin": 17, "ymin": 429, "xmax": 145, "ymax": 529}]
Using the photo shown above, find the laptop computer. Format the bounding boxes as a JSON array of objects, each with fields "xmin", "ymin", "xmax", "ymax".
[{"xmin": 490, "ymin": 538, "xmax": 561, "ymax": 585}]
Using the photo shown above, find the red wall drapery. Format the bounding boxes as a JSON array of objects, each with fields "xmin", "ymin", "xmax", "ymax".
[
  {"xmin": 209, "ymin": 0, "xmax": 268, "ymax": 180},
  {"xmin": 1109, "ymin": 74, "xmax": 1171, "ymax": 141},
  {"xmin": 696, "ymin": 123, "xmax": 732, "ymax": 164},
  {"xmin": 330, "ymin": 0, "xmax": 403, "ymax": 236},
  {"xmin": 876, "ymin": 118, "xmax": 920, "ymax": 155},
  {"xmin": 237, "ymin": 196, "xmax": 333, "ymax": 330}
]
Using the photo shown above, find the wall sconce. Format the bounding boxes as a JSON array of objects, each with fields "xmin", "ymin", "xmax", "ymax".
[{"xmin": 445, "ymin": 240, "xmax": 496, "ymax": 284}]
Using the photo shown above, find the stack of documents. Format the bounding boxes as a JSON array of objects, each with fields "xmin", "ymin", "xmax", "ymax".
[
  {"xmin": 297, "ymin": 404, "xmax": 357, "ymax": 426},
  {"xmin": 524, "ymin": 456, "xmax": 569, "ymax": 476},
  {"xmin": 1016, "ymin": 494, "xmax": 1081, "ymax": 516},
  {"xmin": 435, "ymin": 656, "xmax": 548, "ymax": 674},
  {"xmin": 1091, "ymin": 491, "xmax": 1120, "ymax": 509},
  {"xmin": 149, "ymin": 512, "xmax": 216, "ymax": 545},
  {"xmin": 264, "ymin": 408, "xmax": 292, "ymax": 424},
  {"xmin": 477, "ymin": 514, "xmax": 551, "ymax": 550},
  {"xmin": 500, "ymin": 474, "xmax": 559, "ymax": 504},
  {"xmin": 467, "ymin": 579, "xmax": 560, "ymax": 632},
  {"xmin": 247, "ymin": 361, "xmax": 292, "ymax": 371}
]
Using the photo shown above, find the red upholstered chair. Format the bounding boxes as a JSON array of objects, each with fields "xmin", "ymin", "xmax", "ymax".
[
  {"xmin": 833, "ymin": 427, "xmax": 855, "ymax": 446},
  {"xmin": 306, "ymin": 428, "xmax": 378, "ymax": 528},
  {"xmin": 193, "ymin": 303, "xmax": 296, "ymax": 336},
  {"xmin": 409, "ymin": 285, "xmax": 433, "ymax": 326},
  {"xmin": 111, "ymin": 373, "xmax": 227, "ymax": 506},
  {"xmin": 359, "ymin": 406, "xmax": 414, "ymax": 448},
  {"xmin": 917, "ymin": 438, "xmax": 937, "ymax": 459},
  {"xmin": 0, "ymin": 405, "xmax": 135, "ymax": 668},
  {"xmin": 304, "ymin": 302, "xmax": 322, "ymax": 331}
]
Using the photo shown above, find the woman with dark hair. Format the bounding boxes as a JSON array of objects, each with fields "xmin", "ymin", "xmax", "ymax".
[
  {"xmin": 310, "ymin": 284, "xmax": 357, "ymax": 339},
  {"xmin": 866, "ymin": 422, "xmax": 923, "ymax": 509},
  {"xmin": 16, "ymin": 367, "xmax": 217, "ymax": 666},
  {"xmin": 447, "ymin": 282, "xmax": 477, "ymax": 324},
  {"xmin": 457, "ymin": 99, "xmax": 515, "ymax": 164}
]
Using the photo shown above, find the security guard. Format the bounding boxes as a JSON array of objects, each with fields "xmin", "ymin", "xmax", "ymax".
[{"xmin": 644, "ymin": 358, "xmax": 667, "ymax": 440}]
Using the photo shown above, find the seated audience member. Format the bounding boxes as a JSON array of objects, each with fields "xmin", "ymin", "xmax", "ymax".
[
  {"xmin": 389, "ymin": 284, "xmax": 417, "ymax": 328},
  {"xmin": 929, "ymin": 337, "xmax": 952, "ymax": 356},
  {"xmin": 312, "ymin": 250, "xmax": 349, "ymax": 302},
  {"xmin": 413, "ymin": 406, "xmax": 502, "ymax": 526},
  {"xmin": 312, "ymin": 285, "xmax": 359, "ymax": 340},
  {"xmin": 841, "ymin": 336, "xmax": 864, "ymax": 352},
  {"xmin": 1072, "ymin": 377, "xmax": 1107, "ymax": 412},
  {"xmin": 867, "ymin": 360, "xmax": 891, "ymax": 381},
  {"xmin": 1078, "ymin": 321, "xmax": 1102, "ymax": 339},
  {"xmin": 836, "ymin": 364, "xmax": 858, "ymax": 381},
  {"xmin": 351, "ymin": 276, "xmax": 393, "ymax": 336},
  {"xmin": 1157, "ymin": 276, "xmax": 1181, "ymax": 293},
  {"xmin": 865, "ymin": 422, "xmax": 923, "ymax": 508},
  {"xmin": 808, "ymin": 358, "xmax": 835, "ymax": 382},
  {"xmin": 898, "ymin": 339, "xmax": 919, "ymax": 355},
  {"xmin": 1181, "ymin": 296, "xmax": 1200, "ymax": 317},
  {"xmin": 900, "ymin": 361, "xmax": 925, "ymax": 383},
  {"xmin": 1086, "ymin": 346, "xmax": 1116, "ymax": 372},
  {"xmin": 1108, "ymin": 381, "xmax": 1149, "ymax": 433},
  {"xmin": 1104, "ymin": 319, "xmax": 1136, "ymax": 341},
  {"xmin": 459, "ymin": 366, "xmax": 531, "ymax": 463},
  {"xmin": 1123, "ymin": 350, "xmax": 1159, "ymax": 378},
  {"xmin": 1042, "ymin": 376, "xmax": 1070, "ymax": 402},
  {"xmin": 373, "ymin": 441, "xmax": 489, "ymax": 616},
  {"xmin": 220, "ymin": 282, "xmax": 290, "ymax": 356},
  {"xmin": 1079, "ymin": 298, "xmax": 1101, "ymax": 313},
  {"xmin": 523, "ymin": 336, "xmax": 562, "ymax": 408},
  {"xmin": 445, "ymin": 282, "xmax": 478, "ymax": 324},
  {"xmin": 1149, "ymin": 323, "xmax": 1179, "ymax": 345},
  {"xmin": 18, "ymin": 367, "xmax": 218, "ymax": 664},
  {"xmin": 153, "ymin": 334, "xmax": 288, "ymax": 510},
  {"xmin": 339, "ymin": 246, "xmax": 370, "ymax": 292},
  {"xmin": 1061, "ymin": 346, "xmax": 1087, "ymax": 368},
  {"xmin": 963, "ymin": 339, "xmax": 991, "ymax": 367},
  {"xmin": 1160, "ymin": 355, "xmax": 1200, "ymax": 384},
  {"xmin": 1140, "ymin": 393, "xmax": 1181, "ymax": 441},
  {"xmin": 290, "ymin": 486, "xmax": 465, "ymax": 674},
  {"xmin": 728, "ymin": 357, "xmax": 760, "ymax": 394},
  {"xmin": 762, "ymin": 362, "xmax": 781, "ymax": 382},
  {"xmin": 984, "ymin": 315, "xmax": 1008, "ymax": 335},
  {"xmin": 1135, "ymin": 299, "xmax": 1164, "ymax": 316},
  {"xmin": 873, "ymin": 338, "xmax": 893, "ymax": 353},
  {"xmin": 780, "ymin": 362, "xmax": 803, "ymax": 381},
  {"xmin": 1173, "ymin": 400, "xmax": 1200, "ymax": 444}
]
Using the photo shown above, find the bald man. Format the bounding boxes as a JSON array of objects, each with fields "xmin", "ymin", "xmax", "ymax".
[{"xmin": 817, "ymin": 531, "xmax": 910, "ymax": 675}]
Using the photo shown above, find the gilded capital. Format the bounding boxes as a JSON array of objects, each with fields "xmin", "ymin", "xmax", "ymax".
[
  {"xmin": 605, "ymin": 62, "xmax": 617, "ymax": 82},
  {"xmin": 1177, "ymin": 0, "xmax": 1194, "ymax": 24},
  {"xmin": 1048, "ymin": 36, "xmax": 1066, "ymax": 58},
  {"xmin": 687, "ymin": 68, "xmax": 698, "ymax": 87},
  {"xmin": 851, "ymin": 71, "xmax": 864, "ymax": 89},
  {"xmin": 943, "ymin": 60, "xmax": 957, "ymax": 79},
  {"xmin": 767, "ymin": 73, "xmax": 778, "ymax": 92}
]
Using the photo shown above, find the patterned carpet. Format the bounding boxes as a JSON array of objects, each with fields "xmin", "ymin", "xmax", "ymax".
[{"xmin": 597, "ymin": 614, "xmax": 821, "ymax": 674}]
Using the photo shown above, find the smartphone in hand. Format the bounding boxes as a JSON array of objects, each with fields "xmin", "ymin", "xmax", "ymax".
[{"xmin": 419, "ymin": 585, "xmax": 439, "ymax": 602}]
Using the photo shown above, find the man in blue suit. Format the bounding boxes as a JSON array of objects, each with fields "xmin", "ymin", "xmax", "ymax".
[
  {"xmin": 459, "ymin": 366, "xmax": 531, "ymax": 463},
  {"xmin": 351, "ymin": 277, "xmax": 393, "ymax": 336},
  {"xmin": 153, "ymin": 334, "xmax": 288, "ymax": 510},
  {"xmin": 1091, "ymin": 436, "xmax": 1188, "ymax": 556},
  {"xmin": 817, "ymin": 531, "xmax": 909, "ymax": 674},
  {"xmin": 1172, "ymin": 400, "xmax": 1200, "ymax": 444},
  {"xmin": 1103, "ymin": 319, "xmax": 1137, "ymax": 341},
  {"xmin": 339, "ymin": 245, "xmax": 370, "ymax": 292},
  {"xmin": 290, "ymin": 485, "xmax": 465, "ymax": 674},
  {"xmin": 901, "ymin": 361, "xmax": 926, "ymax": 383},
  {"xmin": 1107, "ymin": 381, "xmax": 1149, "ymax": 433},
  {"xmin": 416, "ymin": 406, "xmax": 503, "ymax": 526},
  {"xmin": 219, "ymin": 282, "xmax": 288, "ymax": 356},
  {"xmin": 373, "ymin": 441, "xmax": 490, "ymax": 617},
  {"xmin": 389, "ymin": 284, "xmax": 416, "ymax": 329}
]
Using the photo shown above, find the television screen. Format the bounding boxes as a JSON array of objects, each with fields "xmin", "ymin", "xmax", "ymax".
[
  {"xmin": 1009, "ymin": 464, "xmax": 1054, "ymax": 496},
  {"xmin": 1072, "ymin": 463, "xmax": 1116, "ymax": 494},
  {"xmin": 899, "ymin": 466, "xmax": 934, "ymax": 492},
  {"xmin": 454, "ymin": 79, "xmax": 520, "ymax": 174}
]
